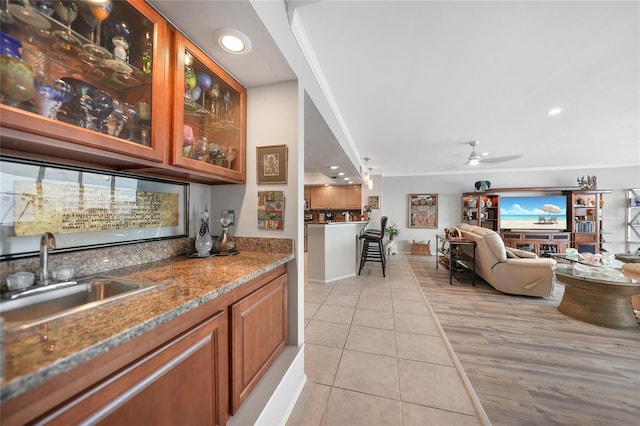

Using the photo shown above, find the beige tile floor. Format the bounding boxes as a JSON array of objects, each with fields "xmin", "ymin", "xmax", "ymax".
[{"xmin": 286, "ymin": 254, "xmax": 489, "ymax": 426}]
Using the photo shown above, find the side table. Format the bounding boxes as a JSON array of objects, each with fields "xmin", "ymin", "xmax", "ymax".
[{"xmin": 435, "ymin": 235, "xmax": 476, "ymax": 285}]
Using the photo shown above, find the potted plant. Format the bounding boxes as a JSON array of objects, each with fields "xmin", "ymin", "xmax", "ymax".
[{"xmin": 386, "ymin": 222, "xmax": 399, "ymax": 240}]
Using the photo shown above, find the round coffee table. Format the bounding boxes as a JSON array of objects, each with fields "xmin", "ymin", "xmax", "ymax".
[{"xmin": 554, "ymin": 265, "xmax": 640, "ymax": 329}]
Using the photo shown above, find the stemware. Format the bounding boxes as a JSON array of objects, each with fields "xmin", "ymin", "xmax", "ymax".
[
  {"xmin": 222, "ymin": 90, "xmax": 233, "ymax": 123},
  {"xmin": 34, "ymin": 77, "xmax": 74, "ymax": 119},
  {"xmin": 135, "ymin": 101, "xmax": 151, "ymax": 146},
  {"xmin": 87, "ymin": 0, "xmax": 112, "ymax": 48},
  {"xmin": 52, "ymin": 1, "xmax": 80, "ymax": 48},
  {"xmin": 207, "ymin": 83, "xmax": 220, "ymax": 116},
  {"xmin": 120, "ymin": 102, "xmax": 137, "ymax": 141},
  {"xmin": 61, "ymin": 77, "xmax": 97, "ymax": 129},
  {"xmin": 196, "ymin": 72, "xmax": 211, "ymax": 108},
  {"xmin": 87, "ymin": 88, "xmax": 113, "ymax": 134},
  {"xmin": 224, "ymin": 147, "xmax": 237, "ymax": 169},
  {"xmin": 106, "ymin": 98, "xmax": 124, "ymax": 137}
]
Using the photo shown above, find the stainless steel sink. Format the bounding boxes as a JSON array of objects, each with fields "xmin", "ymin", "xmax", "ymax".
[{"xmin": 0, "ymin": 276, "xmax": 155, "ymax": 324}]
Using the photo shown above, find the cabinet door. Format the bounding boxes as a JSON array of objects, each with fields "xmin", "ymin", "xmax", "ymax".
[
  {"xmin": 310, "ymin": 186, "xmax": 328, "ymax": 209},
  {"xmin": 0, "ymin": 0, "xmax": 169, "ymax": 164},
  {"xmin": 37, "ymin": 311, "xmax": 227, "ymax": 426},
  {"xmin": 347, "ymin": 185, "xmax": 362, "ymax": 209},
  {"xmin": 171, "ymin": 34, "xmax": 246, "ymax": 183},
  {"xmin": 231, "ymin": 273, "xmax": 288, "ymax": 413},
  {"xmin": 328, "ymin": 186, "xmax": 348, "ymax": 209}
]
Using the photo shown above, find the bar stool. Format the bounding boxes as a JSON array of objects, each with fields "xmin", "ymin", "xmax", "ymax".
[{"xmin": 358, "ymin": 216, "xmax": 388, "ymax": 277}]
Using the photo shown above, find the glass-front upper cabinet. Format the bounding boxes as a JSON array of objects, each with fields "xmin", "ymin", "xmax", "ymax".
[
  {"xmin": 171, "ymin": 33, "xmax": 246, "ymax": 183},
  {"xmin": 0, "ymin": 0, "xmax": 169, "ymax": 162}
]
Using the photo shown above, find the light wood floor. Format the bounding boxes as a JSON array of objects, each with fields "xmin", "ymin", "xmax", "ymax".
[{"xmin": 407, "ymin": 255, "xmax": 640, "ymax": 425}]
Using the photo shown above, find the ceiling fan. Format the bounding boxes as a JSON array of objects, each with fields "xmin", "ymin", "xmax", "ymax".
[{"xmin": 466, "ymin": 140, "xmax": 522, "ymax": 166}]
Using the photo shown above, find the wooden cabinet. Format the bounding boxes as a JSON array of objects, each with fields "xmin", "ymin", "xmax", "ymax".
[
  {"xmin": 347, "ymin": 185, "xmax": 362, "ymax": 209},
  {"xmin": 501, "ymin": 231, "xmax": 571, "ymax": 256},
  {"xmin": 0, "ymin": 0, "xmax": 246, "ymax": 185},
  {"xmin": 1, "ymin": 266, "xmax": 289, "ymax": 426},
  {"xmin": 462, "ymin": 192, "xmax": 499, "ymax": 231},
  {"xmin": 309, "ymin": 185, "xmax": 361, "ymax": 210},
  {"xmin": 230, "ymin": 273, "xmax": 288, "ymax": 412},
  {"xmin": 0, "ymin": 0, "xmax": 169, "ymax": 163},
  {"xmin": 566, "ymin": 190, "xmax": 608, "ymax": 254},
  {"xmin": 310, "ymin": 186, "xmax": 329, "ymax": 209},
  {"xmin": 328, "ymin": 186, "xmax": 348, "ymax": 209},
  {"xmin": 34, "ymin": 311, "xmax": 227, "ymax": 426},
  {"xmin": 171, "ymin": 33, "xmax": 246, "ymax": 183}
]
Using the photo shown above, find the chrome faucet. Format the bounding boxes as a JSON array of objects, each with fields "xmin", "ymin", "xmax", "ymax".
[{"xmin": 39, "ymin": 232, "xmax": 56, "ymax": 285}]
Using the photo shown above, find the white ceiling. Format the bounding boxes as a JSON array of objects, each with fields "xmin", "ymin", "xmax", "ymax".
[{"xmin": 150, "ymin": 0, "xmax": 640, "ymax": 182}]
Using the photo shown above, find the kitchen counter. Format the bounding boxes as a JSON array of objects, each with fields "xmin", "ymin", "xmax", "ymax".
[
  {"xmin": 307, "ymin": 221, "xmax": 367, "ymax": 283},
  {"xmin": 0, "ymin": 244, "xmax": 294, "ymax": 403}
]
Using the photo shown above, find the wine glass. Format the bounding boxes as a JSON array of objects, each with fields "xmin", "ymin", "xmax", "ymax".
[
  {"xmin": 196, "ymin": 73, "xmax": 211, "ymax": 108},
  {"xmin": 86, "ymin": 88, "xmax": 113, "ymax": 134},
  {"xmin": 106, "ymin": 98, "xmax": 124, "ymax": 136},
  {"xmin": 207, "ymin": 83, "xmax": 220, "ymax": 116},
  {"xmin": 52, "ymin": 1, "xmax": 79, "ymax": 47},
  {"xmin": 121, "ymin": 102, "xmax": 137, "ymax": 141},
  {"xmin": 88, "ymin": 0, "xmax": 112, "ymax": 48},
  {"xmin": 224, "ymin": 148, "xmax": 237, "ymax": 169},
  {"xmin": 34, "ymin": 77, "xmax": 74, "ymax": 120}
]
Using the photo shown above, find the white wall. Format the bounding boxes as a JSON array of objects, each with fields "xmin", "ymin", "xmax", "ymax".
[
  {"xmin": 210, "ymin": 80, "xmax": 302, "ymax": 341},
  {"xmin": 382, "ymin": 166, "xmax": 639, "ymax": 254}
]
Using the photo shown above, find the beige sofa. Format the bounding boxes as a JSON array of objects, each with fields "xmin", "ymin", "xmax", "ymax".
[{"xmin": 457, "ymin": 223, "xmax": 557, "ymax": 297}]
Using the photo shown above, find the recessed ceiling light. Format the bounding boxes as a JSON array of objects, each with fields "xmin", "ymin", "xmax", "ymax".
[
  {"xmin": 330, "ymin": 165, "xmax": 339, "ymax": 170},
  {"xmin": 343, "ymin": 177, "xmax": 349, "ymax": 181},
  {"xmin": 215, "ymin": 28, "xmax": 252, "ymax": 55},
  {"xmin": 548, "ymin": 108, "xmax": 562, "ymax": 116},
  {"xmin": 348, "ymin": 181, "xmax": 353, "ymax": 184},
  {"xmin": 338, "ymin": 172, "xmax": 345, "ymax": 176}
]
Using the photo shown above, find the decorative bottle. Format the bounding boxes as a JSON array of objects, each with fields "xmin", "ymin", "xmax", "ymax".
[
  {"xmin": 194, "ymin": 205, "xmax": 213, "ymax": 256},
  {"xmin": 215, "ymin": 217, "xmax": 236, "ymax": 254}
]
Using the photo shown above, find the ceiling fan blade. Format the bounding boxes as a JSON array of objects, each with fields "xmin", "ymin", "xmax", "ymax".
[{"xmin": 481, "ymin": 154, "xmax": 523, "ymax": 163}]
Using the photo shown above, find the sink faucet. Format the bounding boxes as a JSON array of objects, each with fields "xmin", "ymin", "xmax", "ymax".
[{"xmin": 39, "ymin": 232, "xmax": 56, "ymax": 285}]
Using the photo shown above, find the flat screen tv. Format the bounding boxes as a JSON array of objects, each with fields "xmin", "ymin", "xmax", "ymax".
[{"xmin": 500, "ymin": 195, "xmax": 568, "ymax": 231}]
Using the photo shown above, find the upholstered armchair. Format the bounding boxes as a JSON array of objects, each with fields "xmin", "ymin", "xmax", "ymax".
[{"xmin": 457, "ymin": 223, "xmax": 557, "ymax": 297}]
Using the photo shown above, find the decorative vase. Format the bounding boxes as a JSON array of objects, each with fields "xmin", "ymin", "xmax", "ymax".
[
  {"xmin": 0, "ymin": 33, "xmax": 36, "ymax": 106},
  {"xmin": 194, "ymin": 205, "xmax": 213, "ymax": 256},
  {"xmin": 214, "ymin": 217, "xmax": 236, "ymax": 254}
]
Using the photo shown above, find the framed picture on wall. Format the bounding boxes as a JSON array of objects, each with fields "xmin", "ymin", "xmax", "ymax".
[
  {"xmin": 368, "ymin": 196, "xmax": 380, "ymax": 209},
  {"xmin": 408, "ymin": 194, "xmax": 438, "ymax": 228},
  {"xmin": 257, "ymin": 145, "xmax": 287, "ymax": 184}
]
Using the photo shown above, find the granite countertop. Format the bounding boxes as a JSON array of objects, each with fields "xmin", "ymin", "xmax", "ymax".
[{"xmin": 0, "ymin": 247, "xmax": 294, "ymax": 403}]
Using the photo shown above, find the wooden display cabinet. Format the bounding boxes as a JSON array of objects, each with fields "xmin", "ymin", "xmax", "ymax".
[
  {"xmin": 461, "ymin": 192, "xmax": 499, "ymax": 231},
  {"xmin": 566, "ymin": 190, "xmax": 607, "ymax": 254},
  {"xmin": 0, "ymin": 0, "xmax": 170, "ymax": 164},
  {"xmin": 171, "ymin": 34, "xmax": 246, "ymax": 183}
]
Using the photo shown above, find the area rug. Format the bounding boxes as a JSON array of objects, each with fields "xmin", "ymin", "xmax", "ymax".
[{"xmin": 406, "ymin": 254, "xmax": 640, "ymax": 426}]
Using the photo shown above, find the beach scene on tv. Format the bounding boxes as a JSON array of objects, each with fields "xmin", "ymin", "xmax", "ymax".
[{"xmin": 500, "ymin": 196, "xmax": 568, "ymax": 230}]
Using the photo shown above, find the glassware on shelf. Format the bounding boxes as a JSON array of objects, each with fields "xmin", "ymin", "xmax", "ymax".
[
  {"xmin": 193, "ymin": 136, "xmax": 207, "ymax": 161},
  {"xmin": 135, "ymin": 101, "xmax": 151, "ymax": 146},
  {"xmin": 106, "ymin": 98, "xmax": 124, "ymax": 136},
  {"xmin": 61, "ymin": 77, "xmax": 97, "ymax": 129},
  {"xmin": 207, "ymin": 83, "xmax": 220, "ymax": 117},
  {"xmin": 87, "ymin": 0, "xmax": 112, "ymax": 48},
  {"xmin": 224, "ymin": 147, "xmax": 237, "ymax": 169},
  {"xmin": 120, "ymin": 102, "xmax": 137, "ymax": 141},
  {"xmin": 182, "ymin": 124, "xmax": 194, "ymax": 157},
  {"xmin": 52, "ymin": 1, "xmax": 80, "ymax": 50},
  {"xmin": 194, "ymin": 205, "xmax": 213, "ymax": 256},
  {"xmin": 0, "ymin": 33, "xmax": 36, "ymax": 106},
  {"xmin": 34, "ymin": 76, "xmax": 74, "ymax": 119},
  {"xmin": 196, "ymin": 72, "xmax": 211, "ymax": 107},
  {"xmin": 112, "ymin": 36, "xmax": 128, "ymax": 62},
  {"xmin": 142, "ymin": 31, "xmax": 152, "ymax": 75},
  {"xmin": 184, "ymin": 51, "xmax": 196, "ymax": 103},
  {"xmin": 86, "ymin": 88, "xmax": 113, "ymax": 133}
]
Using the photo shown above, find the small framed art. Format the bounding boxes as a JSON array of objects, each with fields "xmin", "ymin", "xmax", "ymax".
[{"xmin": 257, "ymin": 145, "xmax": 288, "ymax": 184}]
